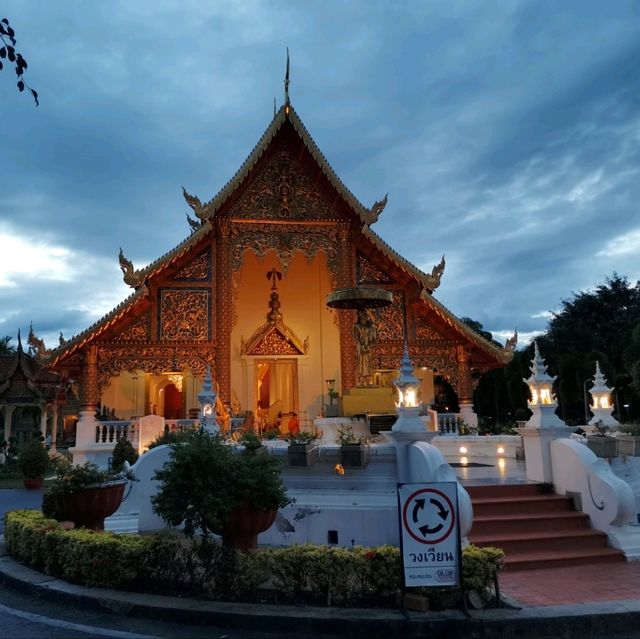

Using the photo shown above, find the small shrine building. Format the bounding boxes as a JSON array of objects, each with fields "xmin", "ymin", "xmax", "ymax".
[{"xmin": 43, "ymin": 97, "xmax": 512, "ymax": 448}]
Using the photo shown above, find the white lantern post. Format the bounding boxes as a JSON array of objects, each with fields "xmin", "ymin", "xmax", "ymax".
[
  {"xmin": 518, "ymin": 341, "xmax": 572, "ymax": 482},
  {"xmin": 588, "ymin": 361, "xmax": 619, "ymax": 429},
  {"xmin": 198, "ymin": 366, "xmax": 220, "ymax": 434}
]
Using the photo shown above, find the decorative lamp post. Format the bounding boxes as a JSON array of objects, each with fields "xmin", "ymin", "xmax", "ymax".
[
  {"xmin": 588, "ymin": 361, "xmax": 619, "ymax": 429},
  {"xmin": 392, "ymin": 344, "xmax": 425, "ymax": 433},
  {"xmin": 522, "ymin": 342, "xmax": 565, "ymax": 429},
  {"xmin": 198, "ymin": 366, "xmax": 220, "ymax": 434}
]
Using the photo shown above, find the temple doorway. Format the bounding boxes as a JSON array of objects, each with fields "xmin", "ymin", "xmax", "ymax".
[
  {"xmin": 163, "ymin": 383, "xmax": 183, "ymax": 419},
  {"xmin": 255, "ymin": 359, "xmax": 298, "ymax": 431}
]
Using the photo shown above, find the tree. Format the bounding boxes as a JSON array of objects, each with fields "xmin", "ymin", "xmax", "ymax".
[
  {"xmin": 0, "ymin": 17, "xmax": 38, "ymax": 105},
  {"xmin": 0, "ymin": 335, "xmax": 15, "ymax": 355},
  {"xmin": 537, "ymin": 274, "xmax": 640, "ymax": 422}
]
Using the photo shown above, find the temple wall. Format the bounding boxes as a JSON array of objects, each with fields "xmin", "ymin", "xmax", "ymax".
[
  {"xmin": 100, "ymin": 371, "xmax": 146, "ymax": 419},
  {"xmin": 231, "ymin": 249, "xmax": 340, "ymax": 427}
]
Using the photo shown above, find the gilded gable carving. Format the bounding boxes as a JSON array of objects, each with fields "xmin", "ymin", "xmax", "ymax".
[
  {"xmin": 357, "ymin": 252, "xmax": 392, "ymax": 285},
  {"xmin": 246, "ymin": 330, "xmax": 302, "ymax": 356},
  {"xmin": 375, "ymin": 291, "xmax": 405, "ymax": 341},
  {"xmin": 159, "ymin": 289, "xmax": 210, "ymax": 341},
  {"xmin": 172, "ymin": 249, "xmax": 211, "ymax": 281},
  {"xmin": 229, "ymin": 148, "xmax": 334, "ymax": 221},
  {"xmin": 414, "ymin": 318, "xmax": 443, "ymax": 342},
  {"xmin": 115, "ymin": 312, "xmax": 149, "ymax": 342}
]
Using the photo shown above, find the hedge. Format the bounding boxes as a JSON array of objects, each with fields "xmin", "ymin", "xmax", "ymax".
[{"xmin": 4, "ymin": 510, "xmax": 504, "ymax": 607}]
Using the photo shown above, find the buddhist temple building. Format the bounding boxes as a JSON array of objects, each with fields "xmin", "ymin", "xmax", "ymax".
[
  {"xmin": 42, "ymin": 96, "xmax": 512, "ymax": 455},
  {"xmin": 0, "ymin": 334, "xmax": 63, "ymax": 449}
]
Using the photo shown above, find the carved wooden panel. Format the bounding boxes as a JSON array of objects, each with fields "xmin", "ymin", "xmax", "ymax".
[
  {"xmin": 115, "ymin": 312, "xmax": 150, "ymax": 342},
  {"xmin": 414, "ymin": 316, "xmax": 444, "ymax": 342},
  {"xmin": 97, "ymin": 343, "xmax": 217, "ymax": 388},
  {"xmin": 247, "ymin": 330, "xmax": 301, "ymax": 356},
  {"xmin": 172, "ymin": 248, "xmax": 211, "ymax": 281},
  {"xmin": 158, "ymin": 289, "xmax": 210, "ymax": 341},
  {"xmin": 374, "ymin": 291, "xmax": 405, "ymax": 341},
  {"xmin": 229, "ymin": 148, "xmax": 335, "ymax": 221},
  {"xmin": 357, "ymin": 252, "xmax": 392, "ymax": 284}
]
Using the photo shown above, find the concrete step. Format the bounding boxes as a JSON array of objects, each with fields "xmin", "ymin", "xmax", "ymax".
[
  {"xmin": 472, "ymin": 495, "xmax": 574, "ymax": 517},
  {"xmin": 465, "ymin": 483, "xmax": 549, "ymax": 499},
  {"xmin": 471, "ymin": 511, "xmax": 590, "ymax": 535},
  {"xmin": 504, "ymin": 547, "xmax": 625, "ymax": 571},
  {"xmin": 470, "ymin": 528, "xmax": 609, "ymax": 555}
]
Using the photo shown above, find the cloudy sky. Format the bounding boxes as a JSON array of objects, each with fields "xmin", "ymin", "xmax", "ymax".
[{"xmin": 1, "ymin": 1, "xmax": 639, "ymax": 350}]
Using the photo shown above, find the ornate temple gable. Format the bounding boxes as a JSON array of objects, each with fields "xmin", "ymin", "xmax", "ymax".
[
  {"xmin": 158, "ymin": 289, "xmax": 211, "ymax": 342},
  {"xmin": 243, "ymin": 328, "xmax": 306, "ymax": 356},
  {"xmin": 97, "ymin": 343, "xmax": 216, "ymax": 388},
  {"xmin": 114, "ymin": 311, "xmax": 150, "ymax": 343},
  {"xmin": 241, "ymin": 276, "xmax": 309, "ymax": 357},
  {"xmin": 197, "ymin": 106, "xmax": 373, "ymax": 228},
  {"xmin": 171, "ymin": 247, "xmax": 212, "ymax": 282},
  {"xmin": 356, "ymin": 251, "xmax": 392, "ymax": 285},
  {"xmin": 227, "ymin": 146, "xmax": 336, "ymax": 222}
]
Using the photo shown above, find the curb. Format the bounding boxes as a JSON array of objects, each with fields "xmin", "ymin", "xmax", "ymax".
[{"xmin": 2, "ymin": 543, "xmax": 640, "ymax": 638}]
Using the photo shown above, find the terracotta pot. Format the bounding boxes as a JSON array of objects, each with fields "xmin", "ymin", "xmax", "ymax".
[
  {"xmin": 23, "ymin": 477, "xmax": 44, "ymax": 490},
  {"xmin": 222, "ymin": 503, "xmax": 277, "ymax": 551},
  {"xmin": 54, "ymin": 481, "xmax": 126, "ymax": 530}
]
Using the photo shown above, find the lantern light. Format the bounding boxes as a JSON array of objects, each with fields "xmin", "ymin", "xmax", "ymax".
[{"xmin": 394, "ymin": 343, "xmax": 420, "ymax": 409}]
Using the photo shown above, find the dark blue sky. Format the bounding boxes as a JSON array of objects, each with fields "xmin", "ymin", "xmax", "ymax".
[{"xmin": 1, "ymin": 1, "xmax": 639, "ymax": 349}]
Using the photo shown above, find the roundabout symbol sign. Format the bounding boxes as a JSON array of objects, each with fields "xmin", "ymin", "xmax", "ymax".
[
  {"xmin": 402, "ymin": 487, "xmax": 455, "ymax": 545},
  {"xmin": 398, "ymin": 482, "xmax": 460, "ymax": 588}
]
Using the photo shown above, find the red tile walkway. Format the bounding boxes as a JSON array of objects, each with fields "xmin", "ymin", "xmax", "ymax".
[{"xmin": 499, "ymin": 561, "xmax": 640, "ymax": 607}]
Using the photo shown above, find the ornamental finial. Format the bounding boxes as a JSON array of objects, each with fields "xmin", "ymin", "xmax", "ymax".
[
  {"xmin": 424, "ymin": 255, "xmax": 445, "ymax": 293},
  {"xmin": 284, "ymin": 47, "xmax": 290, "ymax": 107}
]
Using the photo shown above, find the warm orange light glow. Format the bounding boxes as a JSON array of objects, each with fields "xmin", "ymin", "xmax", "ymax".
[
  {"xmin": 459, "ymin": 446, "xmax": 467, "ymax": 454},
  {"xmin": 530, "ymin": 388, "xmax": 538, "ymax": 405},
  {"xmin": 497, "ymin": 446, "xmax": 505, "ymax": 454},
  {"xmin": 540, "ymin": 388, "xmax": 552, "ymax": 404},
  {"xmin": 600, "ymin": 397, "xmax": 610, "ymax": 409},
  {"xmin": 498, "ymin": 458, "xmax": 506, "ymax": 475},
  {"xmin": 405, "ymin": 388, "xmax": 417, "ymax": 408},
  {"xmin": 203, "ymin": 404, "xmax": 213, "ymax": 416},
  {"xmin": 460, "ymin": 456, "xmax": 468, "ymax": 465},
  {"xmin": 334, "ymin": 463, "xmax": 345, "ymax": 476}
]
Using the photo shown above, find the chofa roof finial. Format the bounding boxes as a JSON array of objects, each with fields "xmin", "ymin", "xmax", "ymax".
[{"xmin": 284, "ymin": 47, "xmax": 290, "ymax": 108}]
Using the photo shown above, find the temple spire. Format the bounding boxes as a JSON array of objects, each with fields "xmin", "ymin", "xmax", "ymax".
[{"xmin": 284, "ymin": 47, "xmax": 290, "ymax": 108}]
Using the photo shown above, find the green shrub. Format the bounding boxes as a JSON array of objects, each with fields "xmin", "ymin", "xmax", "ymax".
[
  {"xmin": 4, "ymin": 511, "xmax": 504, "ymax": 607},
  {"xmin": 18, "ymin": 439, "xmax": 49, "ymax": 479},
  {"xmin": 111, "ymin": 438, "xmax": 138, "ymax": 472},
  {"xmin": 48, "ymin": 462, "xmax": 107, "ymax": 496},
  {"xmin": 152, "ymin": 431, "xmax": 290, "ymax": 539},
  {"xmin": 147, "ymin": 429, "xmax": 194, "ymax": 450}
]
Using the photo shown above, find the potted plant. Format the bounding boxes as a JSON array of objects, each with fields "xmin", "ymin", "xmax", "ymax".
[
  {"xmin": 616, "ymin": 422, "xmax": 640, "ymax": 457},
  {"xmin": 325, "ymin": 379, "xmax": 341, "ymax": 418},
  {"xmin": 18, "ymin": 438, "xmax": 50, "ymax": 490},
  {"xmin": 286, "ymin": 431, "xmax": 320, "ymax": 467},
  {"xmin": 49, "ymin": 461, "xmax": 127, "ymax": 530},
  {"xmin": 152, "ymin": 430, "xmax": 291, "ymax": 550},
  {"xmin": 587, "ymin": 420, "xmax": 618, "ymax": 458},
  {"xmin": 336, "ymin": 424, "xmax": 368, "ymax": 468}
]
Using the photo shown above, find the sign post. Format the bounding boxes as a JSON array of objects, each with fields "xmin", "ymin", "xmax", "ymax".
[{"xmin": 398, "ymin": 482, "xmax": 460, "ymax": 587}]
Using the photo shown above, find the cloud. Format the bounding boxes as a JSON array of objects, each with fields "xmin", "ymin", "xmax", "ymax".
[{"xmin": 597, "ymin": 228, "xmax": 640, "ymax": 258}]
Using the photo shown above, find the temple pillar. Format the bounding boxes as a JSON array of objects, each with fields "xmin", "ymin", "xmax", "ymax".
[
  {"xmin": 456, "ymin": 345, "xmax": 477, "ymax": 428},
  {"xmin": 74, "ymin": 344, "xmax": 99, "ymax": 450},
  {"xmin": 337, "ymin": 221, "xmax": 356, "ymax": 392},
  {"xmin": 215, "ymin": 219, "xmax": 231, "ymax": 401},
  {"xmin": 39, "ymin": 406, "xmax": 48, "ymax": 441},
  {"xmin": 50, "ymin": 403, "xmax": 59, "ymax": 454},
  {"xmin": 2, "ymin": 405, "xmax": 15, "ymax": 442}
]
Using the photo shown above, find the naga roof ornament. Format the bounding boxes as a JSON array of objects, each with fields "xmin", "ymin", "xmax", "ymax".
[
  {"xmin": 423, "ymin": 255, "xmax": 445, "ymax": 293},
  {"xmin": 362, "ymin": 193, "xmax": 388, "ymax": 226},
  {"xmin": 182, "ymin": 186, "xmax": 207, "ymax": 220},
  {"xmin": 27, "ymin": 322, "xmax": 50, "ymax": 361},
  {"xmin": 504, "ymin": 329, "xmax": 518, "ymax": 352},
  {"xmin": 118, "ymin": 248, "xmax": 143, "ymax": 289},
  {"xmin": 185, "ymin": 212, "xmax": 202, "ymax": 234}
]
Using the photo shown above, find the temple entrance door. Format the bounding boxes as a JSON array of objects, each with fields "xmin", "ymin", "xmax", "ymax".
[
  {"xmin": 163, "ymin": 383, "xmax": 183, "ymax": 419},
  {"xmin": 255, "ymin": 359, "xmax": 298, "ymax": 433}
]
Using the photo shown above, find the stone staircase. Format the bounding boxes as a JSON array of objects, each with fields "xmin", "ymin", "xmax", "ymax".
[{"xmin": 467, "ymin": 483, "xmax": 625, "ymax": 571}]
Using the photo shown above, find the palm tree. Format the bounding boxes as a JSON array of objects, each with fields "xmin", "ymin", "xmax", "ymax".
[{"xmin": 0, "ymin": 335, "xmax": 16, "ymax": 355}]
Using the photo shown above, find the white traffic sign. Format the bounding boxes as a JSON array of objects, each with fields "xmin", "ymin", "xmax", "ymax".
[{"xmin": 398, "ymin": 482, "xmax": 460, "ymax": 587}]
